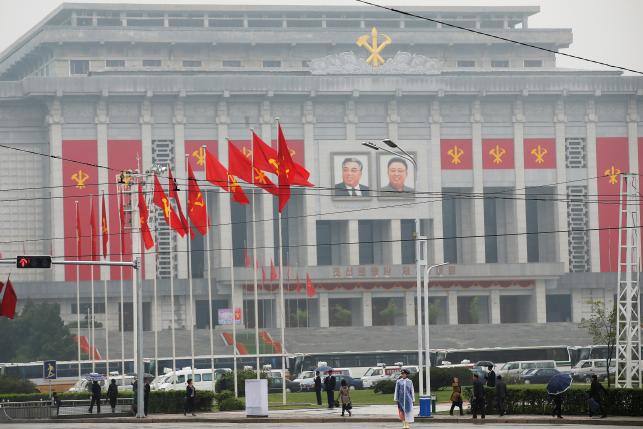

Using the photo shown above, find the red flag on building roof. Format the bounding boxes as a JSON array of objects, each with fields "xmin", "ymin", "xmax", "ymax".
[
  {"xmin": 153, "ymin": 175, "xmax": 186, "ymax": 237},
  {"xmin": 101, "ymin": 193, "xmax": 108, "ymax": 259},
  {"xmin": 137, "ymin": 183, "xmax": 155, "ymax": 250},
  {"xmin": 168, "ymin": 167, "xmax": 194, "ymax": 239},
  {"xmin": 89, "ymin": 196, "xmax": 99, "ymax": 261},
  {"xmin": 0, "ymin": 278, "xmax": 17, "ymax": 319},
  {"xmin": 187, "ymin": 163, "xmax": 209, "ymax": 236},
  {"xmin": 306, "ymin": 273, "xmax": 316, "ymax": 298},
  {"xmin": 270, "ymin": 259, "xmax": 278, "ymax": 281}
]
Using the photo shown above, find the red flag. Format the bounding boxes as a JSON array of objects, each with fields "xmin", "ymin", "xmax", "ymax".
[
  {"xmin": 205, "ymin": 148, "xmax": 250, "ymax": 205},
  {"xmin": 101, "ymin": 193, "xmax": 108, "ymax": 258},
  {"xmin": 244, "ymin": 248, "xmax": 251, "ymax": 268},
  {"xmin": 187, "ymin": 163, "xmax": 208, "ymax": 236},
  {"xmin": 261, "ymin": 266, "xmax": 266, "ymax": 285},
  {"xmin": 229, "ymin": 141, "xmax": 278, "ymax": 196},
  {"xmin": 89, "ymin": 197, "xmax": 98, "ymax": 261},
  {"xmin": 0, "ymin": 279, "xmax": 17, "ymax": 319},
  {"xmin": 295, "ymin": 273, "xmax": 302, "ymax": 294},
  {"xmin": 252, "ymin": 132, "xmax": 313, "ymax": 187},
  {"xmin": 228, "ymin": 174, "xmax": 250, "ymax": 205},
  {"xmin": 75, "ymin": 202, "xmax": 82, "ymax": 258},
  {"xmin": 153, "ymin": 175, "xmax": 186, "ymax": 237},
  {"xmin": 270, "ymin": 259, "xmax": 278, "ymax": 281},
  {"xmin": 306, "ymin": 273, "xmax": 316, "ymax": 298},
  {"xmin": 137, "ymin": 184, "xmax": 155, "ymax": 250},
  {"xmin": 168, "ymin": 167, "xmax": 194, "ymax": 239},
  {"xmin": 277, "ymin": 124, "xmax": 296, "ymax": 212}
]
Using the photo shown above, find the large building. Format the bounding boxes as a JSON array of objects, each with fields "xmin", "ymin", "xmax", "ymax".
[{"xmin": 0, "ymin": 3, "xmax": 641, "ymax": 355}]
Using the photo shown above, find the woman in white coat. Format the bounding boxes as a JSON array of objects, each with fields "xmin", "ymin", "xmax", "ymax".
[{"xmin": 394, "ymin": 368, "xmax": 415, "ymax": 429}]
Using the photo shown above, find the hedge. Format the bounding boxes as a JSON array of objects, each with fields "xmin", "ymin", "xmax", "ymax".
[
  {"xmin": 371, "ymin": 367, "xmax": 473, "ymax": 395},
  {"xmin": 215, "ymin": 369, "xmax": 266, "ymax": 397},
  {"xmin": 462, "ymin": 386, "xmax": 643, "ymax": 417}
]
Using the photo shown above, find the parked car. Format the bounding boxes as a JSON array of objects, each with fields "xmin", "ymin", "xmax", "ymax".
[
  {"xmin": 519, "ymin": 368, "xmax": 560, "ymax": 384},
  {"xmin": 268, "ymin": 376, "xmax": 302, "ymax": 393},
  {"xmin": 334, "ymin": 374, "xmax": 363, "ymax": 391},
  {"xmin": 498, "ymin": 360, "xmax": 557, "ymax": 381},
  {"xmin": 293, "ymin": 371, "xmax": 316, "ymax": 390},
  {"xmin": 570, "ymin": 359, "xmax": 615, "ymax": 383}
]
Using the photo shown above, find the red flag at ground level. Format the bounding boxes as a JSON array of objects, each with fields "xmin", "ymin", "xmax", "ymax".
[
  {"xmin": 277, "ymin": 124, "xmax": 296, "ymax": 212},
  {"xmin": 101, "ymin": 193, "xmax": 108, "ymax": 258},
  {"xmin": 187, "ymin": 163, "xmax": 209, "ymax": 236},
  {"xmin": 89, "ymin": 197, "xmax": 99, "ymax": 261},
  {"xmin": 306, "ymin": 273, "xmax": 316, "ymax": 298},
  {"xmin": 244, "ymin": 248, "xmax": 251, "ymax": 268},
  {"xmin": 137, "ymin": 184, "xmax": 155, "ymax": 250},
  {"xmin": 270, "ymin": 259, "xmax": 278, "ymax": 281},
  {"xmin": 76, "ymin": 202, "xmax": 82, "ymax": 258},
  {"xmin": 168, "ymin": 167, "xmax": 194, "ymax": 239},
  {"xmin": 0, "ymin": 279, "xmax": 17, "ymax": 319},
  {"xmin": 295, "ymin": 272, "xmax": 302, "ymax": 294},
  {"xmin": 153, "ymin": 175, "xmax": 186, "ymax": 237}
]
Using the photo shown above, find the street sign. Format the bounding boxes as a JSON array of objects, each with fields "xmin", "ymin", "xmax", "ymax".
[
  {"xmin": 43, "ymin": 360, "xmax": 57, "ymax": 380},
  {"xmin": 16, "ymin": 256, "xmax": 52, "ymax": 269}
]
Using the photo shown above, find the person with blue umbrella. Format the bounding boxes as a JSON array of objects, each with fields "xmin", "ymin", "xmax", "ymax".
[{"xmin": 547, "ymin": 373, "xmax": 572, "ymax": 419}]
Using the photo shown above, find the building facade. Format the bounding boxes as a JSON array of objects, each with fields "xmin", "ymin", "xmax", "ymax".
[{"xmin": 0, "ymin": 4, "xmax": 641, "ymax": 338}]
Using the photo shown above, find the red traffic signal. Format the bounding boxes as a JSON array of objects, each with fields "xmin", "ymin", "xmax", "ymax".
[{"xmin": 16, "ymin": 256, "xmax": 52, "ymax": 269}]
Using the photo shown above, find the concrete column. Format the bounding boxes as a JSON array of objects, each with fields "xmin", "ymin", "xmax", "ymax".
[
  {"xmin": 390, "ymin": 219, "xmax": 402, "ymax": 265},
  {"xmin": 585, "ymin": 98, "xmax": 600, "ymax": 272},
  {"xmin": 470, "ymin": 98, "xmax": 486, "ymax": 263},
  {"xmin": 96, "ymin": 97, "xmax": 110, "ymax": 280},
  {"xmin": 216, "ymin": 101, "xmax": 232, "ymax": 268},
  {"xmin": 259, "ymin": 100, "xmax": 275, "ymax": 266},
  {"xmin": 387, "ymin": 99, "xmax": 399, "ymax": 142},
  {"xmin": 512, "ymin": 98, "xmax": 528, "ymax": 263},
  {"xmin": 554, "ymin": 98, "xmax": 569, "ymax": 271},
  {"xmin": 345, "ymin": 98, "xmax": 357, "ymax": 141},
  {"xmin": 348, "ymin": 219, "xmax": 360, "ymax": 265},
  {"xmin": 447, "ymin": 290, "xmax": 458, "ymax": 325},
  {"xmin": 174, "ymin": 96, "xmax": 188, "ymax": 279},
  {"xmin": 490, "ymin": 290, "xmax": 501, "ymax": 324},
  {"xmin": 627, "ymin": 98, "xmax": 640, "ymax": 175},
  {"xmin": 429, "ymin": 100, "xmax": 445, "ymax": 263},
  {"xmin": 47, "ymin": 97, "xmax": 65, "ymax": 281},
  {"xmin": 534, "ymin": 280, "xmax": 547, "ymax": 323},
  {"xmin": 302, "ymin": 100, "xmax": 317, "ymax": 266},
  {"xmin": 405, "ymin": 291, "xmax": 415, "ymax": 326},
  {"xmin": 362, "ymin": 292, "xmax": 373, "ymax": 327},
  {"xmin": 571, "ymin": 289, "xmax": 583, "ymax": 323},
  {"xmin": 140, "ymin": 94, "xmax": 155, "ymax": 280},
  {"xmin": 319, "ymin": 292, "xmax": 329, "ymax": 328}
]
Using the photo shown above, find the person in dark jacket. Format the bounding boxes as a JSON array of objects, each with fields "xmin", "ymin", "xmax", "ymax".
[
  {"xmin": 184, "ymin": 379, "xmax": 196, "ymax": 416},
  {"xmin": 486, "ymin": 365, "xmax": 496, "ymax": 387},
  {"xmin": 323, "ymin": 371, "xmax": 337, "ymax": 409},
  {"xmin": 550, "ymin": 392, "xmax": 563, "ymax": 419},
  {"xmin": 107, "ymin": 379, "xmax": 118, "ymax": 413},
  {"xmin": 449, "ymin": 377, "xmax": 463, "ymax": 416},
  {"xmin": 471, "ymin": 373, "xmax": 485, "ymax": 419},
  {"xmin": 314, "ymin": 371, "xmax": 323, "ymax": 406},
  {"xmin": 495, "ymin": 375, "xmax": 507, "ymax": 416},
  {"xmin": 144, "ymin": 380, "xmax": 151, "ymax": 416},
  {"xmin": 589, "ymin": 375, "xmax": 607, "ymax": 418},
  {"xmin": 51, "ymin": 392, "xmax": 62, "ymax": 416},
  {"xmin": 89, "ymin": 380, "xmax": 102, "ymax": 414}
]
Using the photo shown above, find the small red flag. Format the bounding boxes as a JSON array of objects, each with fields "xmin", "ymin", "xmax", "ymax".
[
  {"xmin": 244, "ymin": 248, "xmax": 251, "ymax": 268},
  {"xmin": 101, "ymin": 193, "xmax": 108, "ymax": 259},
  {"xmin": 137, "ymin": 184, "xmax": 155, "ymax": 250},
  {"xmin": 0, "ymin": 279, "xmax": 17, "ymax": 319},
  {"xmin": 89, "ymin": 197, "xmax": 99, "ymax": 261},
  {"xmin": 168, "ymin": 167, "xmax": 194, "ymax": 239},
  {"xmin": 270, "ymin": 259, "xmax": 278, "ymax": 281},
  {"xmin": 187, "ymin": 163, "xmax": 208, "ymax": 236},
  {"xmin": 277, "ymin": 124, "xmax": 296, "ymax": 212},
  {"xmin": 306, "ymin": 273, "xmax": 316, "ymax": 298},
  {"xmin": 153, "ymin": 175, "xmax": 186, "ymax": 237},
  {"xmin": 295, "ymin": 273, "xmax": 302, "ymax": 294},
  {"xmin": 76, "ymin": 202, "xmax": 82, "ymax": 259}
]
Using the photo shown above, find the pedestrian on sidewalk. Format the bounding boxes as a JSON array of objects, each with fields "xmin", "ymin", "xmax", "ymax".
[
  {"xmin": 51, "ymin": 392, "xmax": 62, "ymax": 416},
  {"xmin": 588, "ymin": 374, "xmax": 607, "ymax": 418},
  {"xmin": 495, "ymin": 375, "xmax": 507, "ymax": 416},
  {"xmin": 323, "ymin": 370, "xmax": 336, "ymax": 409},
  {"xmin": 314, "ymin": 371, "xmax": 322, "ymax": 406},
  {"xmin": 486, "ymin": 365, "xmax": 496, "ymax": 387},
  {"xmin": 88, "ymin": 380, "xmax": 102, "ymax": 414},
  {"xmin": 449, "ymin": 376, "xmax": 463, "ymax": 416},
  {"xmin": 339, "ymin": 379, "xmax": 352, "ymax": 417},
  {"xmin": 144, "ymin": 380, "xmax": 151, "ymax": 416},
  {"xmin": 471, "ymin": 373, "xmax": 485, "ymax": 420},
  {"xmin": 107, "ymin": 379, "xmax": 118, "ymax": 413},
  {"xmin": 550, "ymin": 392, "xmax": 563, "ymax": 419},
  {"xmin": 394, "ymin": 368, "xmax": 414, "ymax": 429},
  {"xmin": 184, "ymin": 378, "xmax": 197, "ymax": 416}
]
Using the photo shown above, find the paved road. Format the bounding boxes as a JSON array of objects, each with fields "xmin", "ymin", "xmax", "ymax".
[{"xmin": 0, "ymin": 423, "xmax": 632, "ymax": 429}]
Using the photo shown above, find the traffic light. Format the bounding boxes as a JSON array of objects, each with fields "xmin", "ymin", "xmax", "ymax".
[{"xmin": 16, "ymin": 256, "xmax": 52, "ymax": 269}]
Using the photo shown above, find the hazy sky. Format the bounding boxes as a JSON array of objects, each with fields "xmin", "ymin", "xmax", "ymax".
[{"xmin": 0, "ymin": 0, "xmax": 641, "ymax": 75}]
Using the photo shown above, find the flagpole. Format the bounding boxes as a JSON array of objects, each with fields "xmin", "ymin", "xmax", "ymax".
[
  {"xmin": 168, "ymin": 170, "xmax": 177, "ymax": 380},
  {"xmin": 75, "ymin": 201, "xmax": 81, "ymax": 380},
  {"xmin": 118, "ymin": 188, "xmax": 125, "ymax": 376},
  {"xmin": 278, "ymin": 210, "xmax": 286, "ymax": 405},
  {"xmin": 153, "ymin": 248, "xmax": 159, "ymax": 379},
  {"xmin": 90, "ymin": 195, "xmax": 96, "ymax": 373},
  {"xmin": 102, "ymin": 192, "xmax": 109, "ymax": 375},
  {"xmin": 185, "ymin": 154, "xmax": 196, "ymax": 382},
  {"xmin": 231, "ymin": 248, "xmax": 238, "ymax": 397},
  {"xmin": 249, "ymin": 136, "xmax": 260, "ymax": 379},
  {"xmin": 202, "ymin": 149, "xmax": 216, "ymax": 393}
]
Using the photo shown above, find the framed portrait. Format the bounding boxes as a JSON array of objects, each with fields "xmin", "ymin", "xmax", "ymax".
[
  {"xmin": 377, "ymin": 153, "xmax": 416, "ymax": 199},
  {"xmin": 331, "ymin": 153, "xmax": 372, "ymax": 199}
]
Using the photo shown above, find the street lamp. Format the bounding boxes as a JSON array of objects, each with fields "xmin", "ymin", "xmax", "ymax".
[
  {"xmin": 424, "ymin": 262, "xmax": 448, "ymax": 400},
  {"xmin": 362, "ymin": 140, "xmax": 425, "ymax": 395}
]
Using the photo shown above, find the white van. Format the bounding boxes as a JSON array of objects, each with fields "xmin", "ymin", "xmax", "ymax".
[
  {"xmin": 361, "ymin": 366, "xmax": 401, "ymax": 388},
  {"xmin": 151, "ymin": 367, "xmax": 231, "ymax": 392},
  {"xmin": 499, "ymin": 360, "xmax": 556, "ymax": 379},
  {"xmin": 68, "ymin": 374, "xmax": 135, "ymax": 393}
]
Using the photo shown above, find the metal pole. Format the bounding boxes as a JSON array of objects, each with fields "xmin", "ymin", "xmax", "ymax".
[
  {"xmin": 75, "ymin": 201, "xmax": 81, "ymax": 380},
  {"xmin": 415, "ymin": 218, "xmax": 423, "ymax": 396},
  {"xmin": 90, "ymin": 197, "xmax": 95, "ymax": 373},
  {"xmin": 131, "ymin": 181, "xmax": 145, "ymax": 418},
  {"xmin": 104, "ymin": 277, "xmax": 109, "ymax": 375},
  {"xmin": 231, "ymin": 248, "xmax": 238, "ymax": 397},
  {"xmin": 278, "ymin": 211, "xmax": 286, "ymax": 405},
  {"xmin": 153, "ymin": 261, "xmax": 158, "ymax": 378},
  {"xmin": 205, "ymin": 190, "xmax": 215, "ymax": 393},
  {"xmin": 118, "ymin": 187, "xmax": 125, "ymax": 376},
  {"xmin": 424, "ymin": 263, "xmax": 447, "ymax": 397},
  {"xmin": 186, "ymin": 154, "xmax": 196, "ymax": 382},
  {"xmin": 249, "ymin": 137, "xmax": 260, "ymax": 378}
]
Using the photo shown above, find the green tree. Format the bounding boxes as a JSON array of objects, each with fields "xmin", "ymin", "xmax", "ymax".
[
  {"xmin": 379, "ymin": 300, "xmax": 401, "ymax": 325},
  {"xmin": 468, "ymin": 296, "xmax": 480, "ymax": 324},
  {"xmin": 428, "ymin": 300, "xmax": 443, "ymax": 325},
  {"xmin": 0, "ymin": 317, "xmax": 17, "ymax": 362},
  {"xmin": 331, "ymin": 304, "xmax": 351, "ymax": 326},
  {"xmin": 0, "ymin": 375, "xmax": 38, "ymax": 393},
  {"xmin": 580, "ymin": 300, "xmax": 617, "ymax": 387}
]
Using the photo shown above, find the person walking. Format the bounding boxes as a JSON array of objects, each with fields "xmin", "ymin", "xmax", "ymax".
[
  {"xmin": 471, "ymin": 373, "xmax": 485, "ymax": 420},
  {"xmin": 184, "ymin": 378, "xmax": 197, "ymax": 416},
  {"xmin": 495, "ymin": 375, "xmax": 507, "ymax": 416},
  {"xmin": 449, "ymin": 377, "xmax": 463, "ymax": 416},
  {"xmin": 144, "ymin": 380, "xmax": 151, "ymax": 416},
  {"xmin": 323, "ymin": 370, "xmax": 336, "ymax": 409},
  {"xmin": 339, "ymin": 379, "xmax": 352, "ymax": 417},
  {"xmin": 486, "ymin": 365, "xmax": 496, "ymax": 387},
  {"xmin": 107, "ymin": 379, "xmax": 118, "ymax": 413},
  {"xmin": 51, "ymin": 392, "xmax": 62, "ymax": 416},
  {"xmin": 394, "ymin": 368, "xmax": 415, "ymax": 429},
  {"xmin": 589, "ymin": 374, "xmax": 607, "ymax": 418},
  {"xmin": 88, "ymin": 380, "xmax": 102, "ymax": 414},
  {"xmin": 314, "ymin": 371, "xmax": 323, "ymax": 406},
  {"xmin": 550, "ymin": 392, "xmax": 563, "ymax": 419}
]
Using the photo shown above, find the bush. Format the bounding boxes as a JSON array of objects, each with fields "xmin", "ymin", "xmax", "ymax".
[
  {"xmin": 373, "ymin": 379, "xmax": 396, "ymax": 394},
  {"xmin": 218, "ymin": 397, "xmax": 245, "ymax": 411},
  {"xmin": 409, "ymin": 367, "xmax": 473, "ymax": 392},
  {"xmin": 0, "ymin": 376, "xmax": 39, "ymax": 394},
  {"xmin": 214, "ymin": 390, "xmax": 234, "ymax": 403},
  {"xmin": 215, "ymin": 370, "xmax": 266, "ymax": 397},
  {"xmin": 462, "ymin": 385, "xmax": 643, "ymax": 416}
]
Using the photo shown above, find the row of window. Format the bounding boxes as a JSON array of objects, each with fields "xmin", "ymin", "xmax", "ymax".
[{"xmin": 459, "ymin": 59, "xmax": 544, "ymax": 68}]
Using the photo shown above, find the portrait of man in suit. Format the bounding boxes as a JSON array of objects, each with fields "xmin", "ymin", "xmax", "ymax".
[
  {"xmin": 333, "ymin": 155, "xmax": 371, "ymax": 197},
  {"xmin": 379, "ymin": 155, "xmax": 415, "ymax": 197}
]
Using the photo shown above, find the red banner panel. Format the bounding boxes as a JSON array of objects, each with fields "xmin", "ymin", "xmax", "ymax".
[
  {"xmin": 482, "ymin": 139, "xmax": 514, "ymax": 169},
  {"xmin": 107, "ymin": 140, "xmax": 142, "ymax": 280},
  {"xmin": 524, "ymin": 138, "xmax": 556, "ymax": 169},
  {"xmin": 62, "ymin": 140, "xmax": 99, "ymax": 281},
  {"xmin": 596, "ymin": 137, "xmax": 629, "ymax": 272},
  {"xmin": 185, "ymin": 140, "xmax": 218, "ymax": 172},
  {"xmin": 441, "ymin": 139, "xmax": 472, "ymax": 170}
]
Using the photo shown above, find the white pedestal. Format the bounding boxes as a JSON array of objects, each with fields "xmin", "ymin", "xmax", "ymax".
[{"xmin": 245, "ymin": 379, "xmax": 268, "ymax": 417}]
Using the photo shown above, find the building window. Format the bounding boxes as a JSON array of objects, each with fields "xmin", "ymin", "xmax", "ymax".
[
  {"xmin": 358, "ymin": 220, "xmax": 375, "ymax": 265},
  {"xmin": 301, "ymin": 60, "xmax": 311, "ymax": 68},
  {"xmin": 223, "ymin": 60, "xmax": 241, "ymax": 67},
  {"xmin": 143, "ymin": 59, "xmax": 161, "ymax": 67},
  {"xmin": 69, "ymin": 60, "xmax": 89, "ymax": 75},
  {"xmin": 72, "ymin": 303, "xmax": 106, "ymax": 314},
  {"xmin": 182, "ymin": 60, "xmax": 202, "ymax": 68},
  {"xmin": 491, "ymin": 60, "xmax": 509, "ymax": 68},
  {"xmin": 524, "ymin": 59, "xmax": 543, "ymax": 67},
  {"xmin": 401, "ymin": 219, "xmax": 416, "ymax": 264},
  {"xmin": 316, "ymin": 221, "xmax": 332, "ymax": 266},
  {"xmin": 106, "ymin": 59, "xmax": 125, "ymax": 68},
  {"xmin": 456, "ymin": 60, "xmax": 476, "ymax": 68},
  {"xmin": 262, "ymin": 60, "xmax": 281, "ymax": 68}
]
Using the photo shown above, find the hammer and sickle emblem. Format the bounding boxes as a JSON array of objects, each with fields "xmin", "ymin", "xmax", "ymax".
[
  {"xmin": 604, "ymin": 165, "xmax": 621, "ymax": 185},
  {"xmin": 447, "ymin": 145, "xmax": 464, "ymax": 165},
  {"xmin": 356, "ymin": 27, "xmax": 392, "ymax": 67},
  {"xmin": 228, "ymin": 174, "xmax": 241, "ymax": 192},
  {"xmin": 71, "ymin": 170, "xmax": 89, "ymax": 189},
  {"xmin": 161, "ymin": 197, "xmax": 171, "ymax": 218},
  {"xmin": 254, "ymin": 168, "xmax": 269, "ymax": 184},
  {"xmin": 191, "ymin": 146, "xmax": 206, "ymax": 167},
  {"xmin": 242, "ymin": 147, "xmax": 253, "ymax": 159},
  {"xmin": 191, "ymin": 192, "xmax": 205, "ymax": 210},
  {"xmin": 531, "ymin": 145, "xmax": 548, "ymax": 164},
  {"xmin": 489, "ymin": 145, "xmax": 506, "ymax": 164}
]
